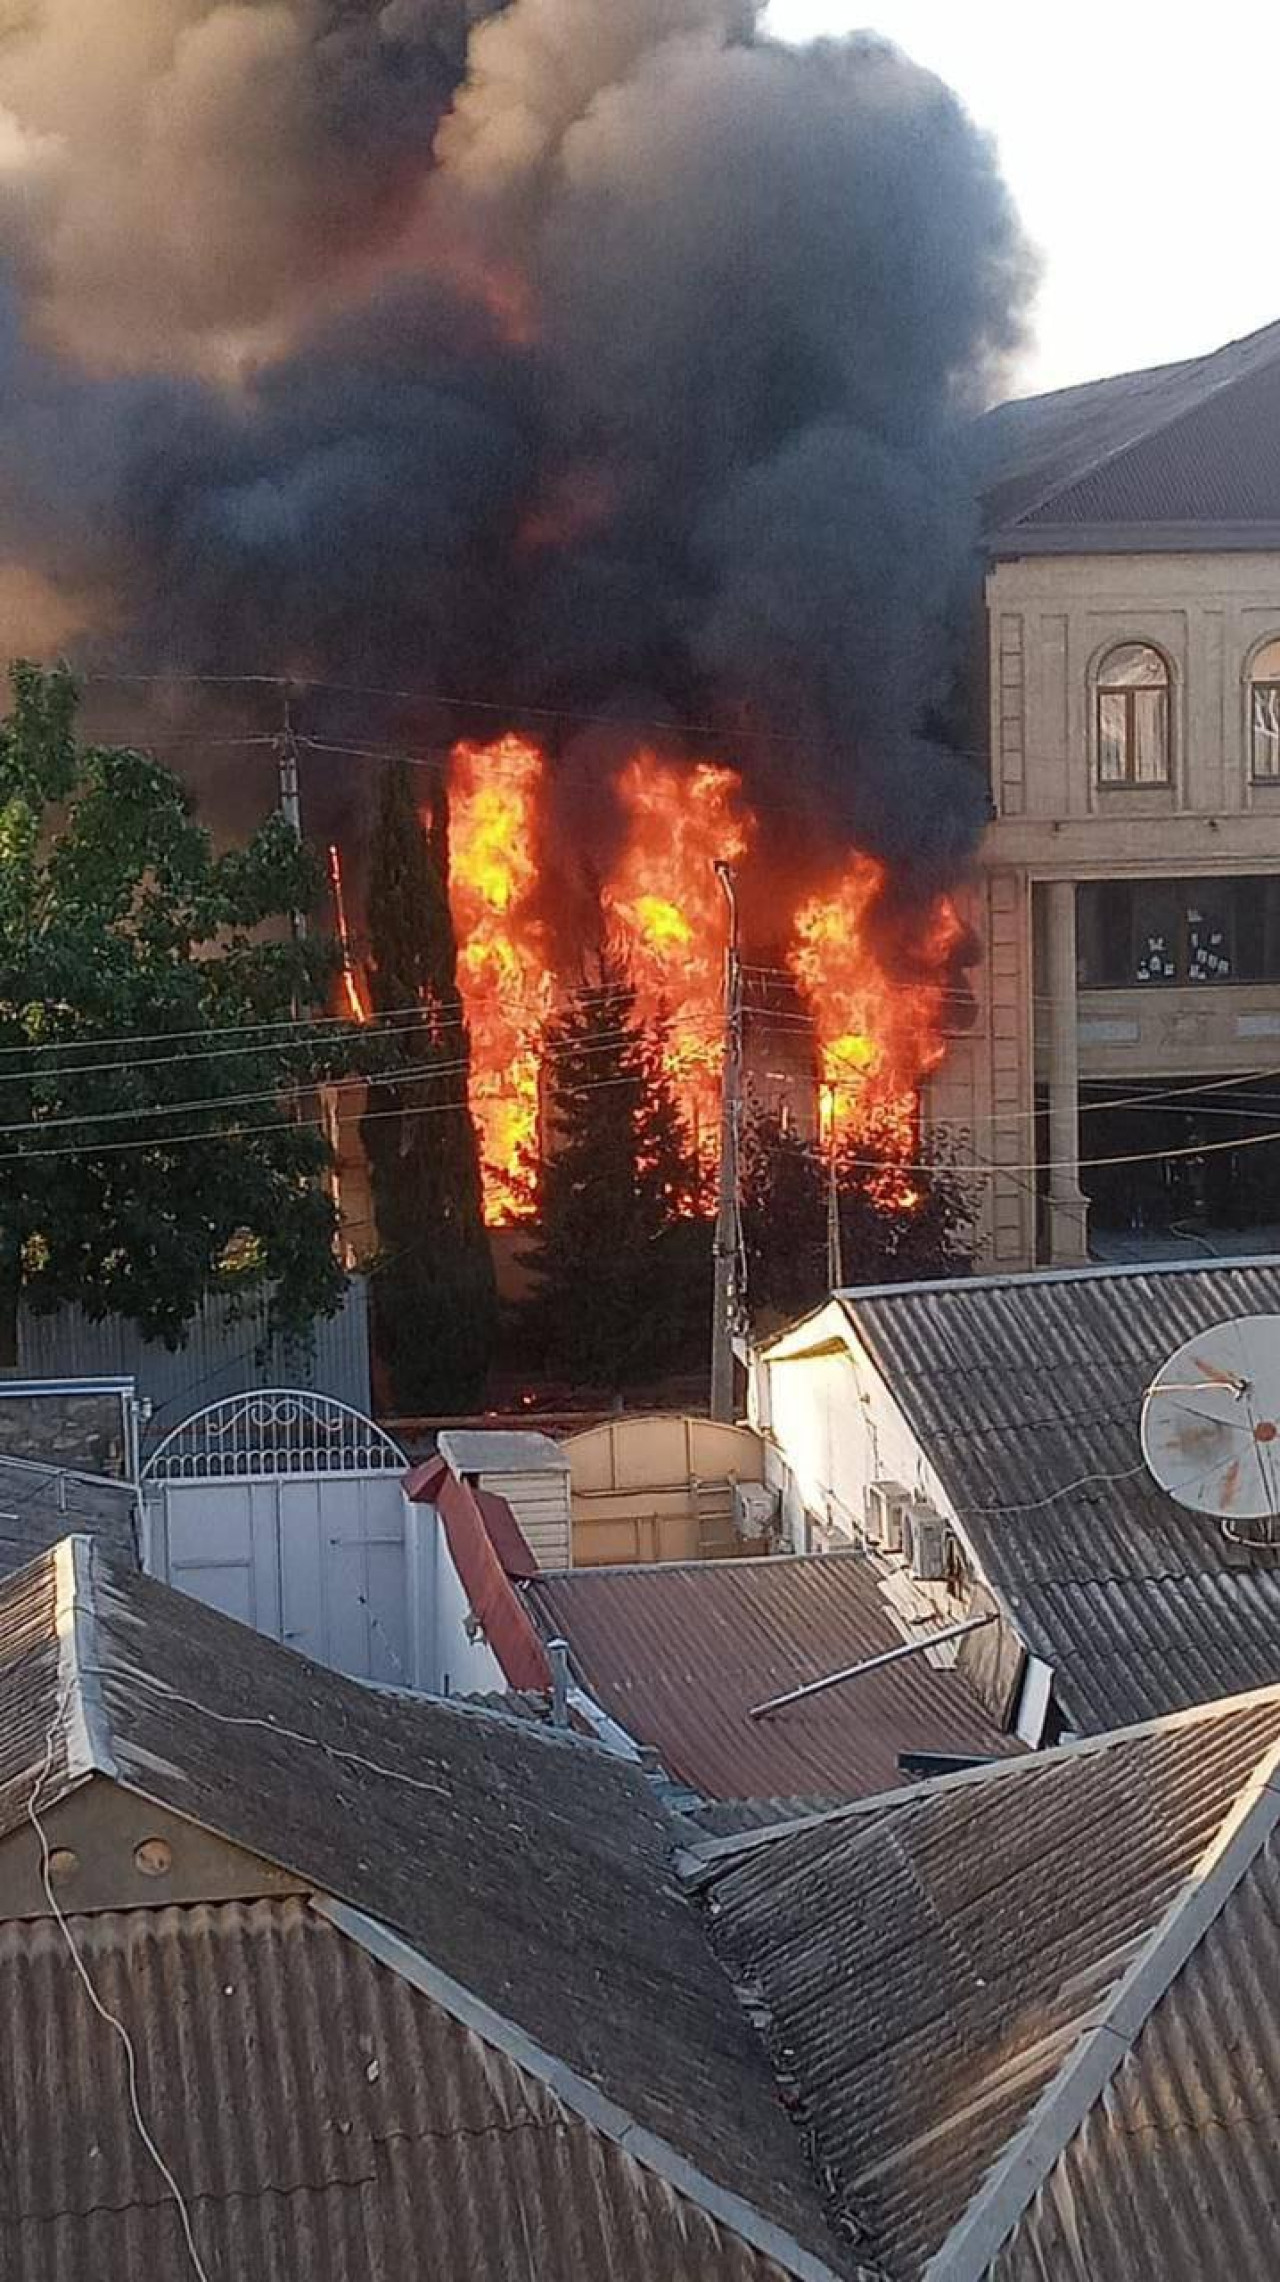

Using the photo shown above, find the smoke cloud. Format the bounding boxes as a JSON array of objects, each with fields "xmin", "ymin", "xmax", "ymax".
[{"xmin": 0, "ymin": 0, "xmax": 1032, "ymax": 895}]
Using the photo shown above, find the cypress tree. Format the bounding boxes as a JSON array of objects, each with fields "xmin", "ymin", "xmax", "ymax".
[
  {"xmin": 361, "ymin": 758, "xmax": 497, "ymax": 1412},
  {"xmin": 524, "ymin": 957, "xmax": 705, "ymax": 1388}
]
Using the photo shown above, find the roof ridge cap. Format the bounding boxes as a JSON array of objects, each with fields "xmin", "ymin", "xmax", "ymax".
[
  {"xmin": 314, "ymin": 1893, "xmax": 865, "ymax": 2282},
  {"xmin": 1005, "ymin": 327, "xmax": 1280, "ymax": 531},
  {"xmin": 922, "ymin": 1728, "xmax": 1280, "ymax": 2282},
  {"xmin": 53, "ymin": 1535, "xmax": 117, "ymax": 1783}
]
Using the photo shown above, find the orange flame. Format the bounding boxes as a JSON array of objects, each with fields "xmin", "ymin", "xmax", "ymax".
[
  {"xmin": 327, "ymin": 842, "xmax": 369, "ymax": 1024},
  {"xmin": 790, "ymin": 855, "xmax": 962, "ymax": 1208},
  {"xmin": 603, "ymin": 755, "xmax": 754, "ymax": 1174},
  {"xmin": 448, "ymin": 734, "xmax": 554, "ymax": 1222}
]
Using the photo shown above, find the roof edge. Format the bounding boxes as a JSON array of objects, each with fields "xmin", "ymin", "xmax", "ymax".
[
  {"xmin": 834, "ymin": 1251, "xmax": 1280, "ymax": 1309},
  {"xmin": 923, "ymin": 1730, "xmax": 1280, "ymax": 2282},
  {"xmin": 53, "ymin": 1536, "xmax": 116, "ymax": 1784},
  {"xmin": 684, "ymin": 1677, "xmax": 1280, "ymax": 1874},
  {"xmin": 315, "ymin": 1893, "xmax": 861, "ymax": 2282},
  {"xmin": 990, "ymin": 520, "xmax": 1280, "ymax": 558}
]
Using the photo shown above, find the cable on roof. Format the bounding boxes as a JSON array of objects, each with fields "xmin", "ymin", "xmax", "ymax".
[{"xmin": 27, "ymin": 1689, "xmax": 212, "ymax": 2282}]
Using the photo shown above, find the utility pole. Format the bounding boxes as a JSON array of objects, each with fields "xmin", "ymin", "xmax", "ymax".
[
  {"xmin": 710, "ymin": 861, "xmax": 742, "ymax": 1423},
  {"xmin": 824, "ymin": 1087, "xmax": 844, "ymax": 1292},
  {"xmin": 276, "ymin": 683, "xmax": 307, "ymax": 943}
]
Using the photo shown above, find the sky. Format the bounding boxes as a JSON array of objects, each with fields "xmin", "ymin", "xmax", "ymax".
[{"xmin": 766, "ymin": 1, "xmax": 1280, "ymax": 399}]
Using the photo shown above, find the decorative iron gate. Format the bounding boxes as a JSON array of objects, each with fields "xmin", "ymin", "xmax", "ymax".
[{"xmin": 143, "ymin": 1391, "xmax": 411, "ymax": 1684}]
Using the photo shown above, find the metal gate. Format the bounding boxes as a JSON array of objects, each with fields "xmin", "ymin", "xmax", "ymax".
[{"xmin": 142, "ymin": 1391, "xmax": 410, "ymax": 1685}]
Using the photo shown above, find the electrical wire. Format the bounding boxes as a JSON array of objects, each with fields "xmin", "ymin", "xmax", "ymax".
[
  {"xmin": 79, "ymin": 1663, "xmax": 453, "ymax": 1800},
  {"xmin": 27, "ymin": 1694, "xmax": 212, "ymax": 2282}
]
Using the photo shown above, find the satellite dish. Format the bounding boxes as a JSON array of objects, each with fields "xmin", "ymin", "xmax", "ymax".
[{"xmin": 1142, "ymin": 1314, "xmax": 1280, "ymax": 1527}]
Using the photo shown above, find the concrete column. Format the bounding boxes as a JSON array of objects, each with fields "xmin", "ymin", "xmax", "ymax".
[{"xmin": 1044, "ymin": 879, "xmax": 1089, "ymax": 1266}]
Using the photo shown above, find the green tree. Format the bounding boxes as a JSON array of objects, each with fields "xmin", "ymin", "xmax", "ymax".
[
  {"xmin": 740, "ymin": 1107, "xmax": 973, "ymax": 1334},
  {"xmin": 360, "ymin": 757, "xmax": 496, "ymax": 1413},
  {"xmin": 524, "ymin": 959, "xmax": 706, "ymax": 1388},
  {"xmin": 0, "ymin": 661, "xmax": 348, "ymax": 1357}
]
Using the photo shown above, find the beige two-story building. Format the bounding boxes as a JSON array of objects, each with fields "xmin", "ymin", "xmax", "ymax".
[{"xmin": 932, "ymin": 319, "xmax": 1280, "ymax": 1269}]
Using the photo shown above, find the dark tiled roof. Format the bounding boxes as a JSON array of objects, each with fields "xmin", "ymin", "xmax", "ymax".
[
  {"xmin": 978, "ymin": 316, "xmax": 1280, "ymax": 542},
  {"xmin": 704, "ymin": 1690, "xmax": 1280, "ymax": 2280},
  {"xmin": 7, "ymin": 1537, "xmax": 841, "ymax": 2276},
  {"xmin": 992, "ymin": 1827, "xmax": 1280, "ymax": 2282},
  {"xmin": 525, "ymin": 1552, "xmax": 1019, "ymax": 1802},
  {"xmin": 840, "ymin": 1257, "xmax": 1280, "ymax": 1732},
  {"xmin": 0, "ymin": 1896, "xmax": 803, "ymax": 2282}
]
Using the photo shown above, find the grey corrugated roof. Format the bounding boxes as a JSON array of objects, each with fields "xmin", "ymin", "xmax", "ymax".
[
  {"xmin": 5, "ymin": 1537, "xmax": 844, "ymax": 2277},
  {"xmin": 704, "ymin": 1689, "xmax": 1280, "ymax": 2281},
  {"xmin": 687, "ymin": 1796, "xmax": 848, "ymax": 1837},
  {"xmin": 525, "ymin": 1552, "xmax": 1019, "ymax": 1802},
  {"xmin": 978, "ymin": 315, "xmax": 1280, "ymax": 541},
  {"xmin": 993, "ymin": 1823, "xmax": 1280, "ymax": 2282},
  {"xmin": 0, "ymin": 1453, "xmax": 137, "ymax": 1577},
  {"xmin": 0, "ymin": 1895, "xmax": 803, "ymax": 2282},
  {"xmin": 840, "ymin": 1256, "xmax": 1280, "ymax": 1732}
]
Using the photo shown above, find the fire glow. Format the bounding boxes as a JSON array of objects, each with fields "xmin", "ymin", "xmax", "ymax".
[
  {"xmin": 604, "ymin": 757, "xmax": 754, "ymax": 1176},
  {"xmin": 446, "ymin": 734, "xmax": 553, "ymax": 1223},
  {"xmin": 444, "ymin": 738, "xmax": 961, "ymax": 1226},
  {"xmin": 789, "ymin": 857, "xmax": 964, "ymax": 1210}
]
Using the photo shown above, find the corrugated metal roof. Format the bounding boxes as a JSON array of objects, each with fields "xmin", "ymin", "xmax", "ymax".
[
  {"xmin": 0, "ymin": 1895, "xmax": 803, "ymax": 2282},
  {"xmin": 841, "ymin": 1258, "xmax": 1280, "ymax": 1733},
  {"xmin": 525, "ymin": 1553, "xmax": 1019, "ymax": 1803},
  {"xmin": 0, "ymin": 1537, "xmax": 840, "ymax": 2274},
  {"xmin": 0, "ymin": 1454, "xmax": 137, "ymax": 1579},
  {"xmin": 705, "ymin": 1690, "xmax": 1280, "ymax": 2280},
  {"xmin": 994, "ymin": 1825, "xmax": 1280, "ymax": 2282},
  {"xmin": 687, "ymin": 1797, "xmax": 848, "ymax": 1837}
]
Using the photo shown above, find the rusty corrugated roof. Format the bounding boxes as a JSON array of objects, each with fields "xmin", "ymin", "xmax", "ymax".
[
  {"xmin": 704, "ymin": 1688, "xmax": 1280, "ymax": 2281},
  {"xmin": 0, "ymin": 1896, "xmax": 806, "ymax": 2282},
  {"xmin": 840, "ymin": 1257, "xmax": 1280, "ymax": 1733},
  {"xmin": 525, "ymin": 1551, "xmax": 1018, "ymax": 1801}
]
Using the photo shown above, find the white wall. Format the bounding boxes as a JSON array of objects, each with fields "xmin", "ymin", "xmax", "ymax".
[
  {"xmin": 752, "ymin": 1307, "xmax": 962, "ymax": 1551},
  {"xmin": 404, "ymin": 1498, "xmax": 506, "ymax": 1698}
]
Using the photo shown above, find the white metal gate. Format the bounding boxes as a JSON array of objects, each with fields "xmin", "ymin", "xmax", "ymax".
[{"xmin": 143, "ymin": 1391, "xmax": 410, "ymax": 1685}]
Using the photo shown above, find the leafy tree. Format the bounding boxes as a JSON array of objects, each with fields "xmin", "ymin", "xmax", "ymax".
[
  {"xmin": 523, "ymin": 958, "xmax": 706, "ymax": 1388},
  {"xmin": 0, "ymin": 661, "xmax": 348, "ymax": 1358},
  {"xmin": 360, "ymin": 757, "xmax": 497, "ymax": 1413},
  {"xmin": 739, "ymin": 1111, "xmax": 827, "ymax": 1330},
  {"xmin": 740, "ymin": 1106, "xmax": 973, "ymax": 1334}
]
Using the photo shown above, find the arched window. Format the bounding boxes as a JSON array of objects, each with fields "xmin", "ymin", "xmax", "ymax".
[
  {"xmin": 1096, "ymin": 643, "xmax": 1170, "ymax": 786},
  {"xmin": 1250, "ymin": 639, "xmax": 1280, "ymax": 781}
]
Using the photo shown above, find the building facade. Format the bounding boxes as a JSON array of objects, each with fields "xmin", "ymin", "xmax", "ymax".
[{"xmin": 932, "ymin": 322, "xmax": 1280, "ymax": 1268}]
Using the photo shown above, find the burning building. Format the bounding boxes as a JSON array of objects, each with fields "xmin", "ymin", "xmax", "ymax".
[{"xmin": 0, "ymin": 0, "xmax": 1033, "ymax": 1247}]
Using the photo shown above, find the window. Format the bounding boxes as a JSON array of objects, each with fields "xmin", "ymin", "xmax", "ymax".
[
  {"xmin": 1096, "ymin": 643, "xmax": 1170, "ymax": 786},
  {"xmin": 1077, "ymin": 876, "xmax": 1280, "ymax": 988},
  {"xmin": 1250, "ymin": 639, "xmax": 1280, "ymax": 782}
]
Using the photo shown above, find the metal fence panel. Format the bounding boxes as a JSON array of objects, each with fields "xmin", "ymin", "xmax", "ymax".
[{"xmin": 17, "ymin": 1277, "xmax": 371, "ymax": 1438}]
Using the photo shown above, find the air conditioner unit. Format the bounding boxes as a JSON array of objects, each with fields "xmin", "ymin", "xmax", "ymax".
[
  {"xmin": 866, "ymin": 1479, "xmax": 911, "ymax": 1553},
  {"xmin": 733, "ymin": 1481, "xmax": 780, "ymax": 1541},
  {"xmin": 907, "ymin": 1504, "xmax": 950, "ymax": 1582}
]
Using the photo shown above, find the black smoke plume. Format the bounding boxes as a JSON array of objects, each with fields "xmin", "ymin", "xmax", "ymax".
[{"xmin": 0, "ymin": 0, "xmax": 1032, "ymax": 898}]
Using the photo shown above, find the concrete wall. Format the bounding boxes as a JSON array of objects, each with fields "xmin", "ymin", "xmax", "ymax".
[
  {"xmin": 933, "ymin": 550, "xmax": 1280, "ymax": 1269},
  {"xmin": 750, "ymin": 1303, "xmax": 958, "ymax": 1549}
]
